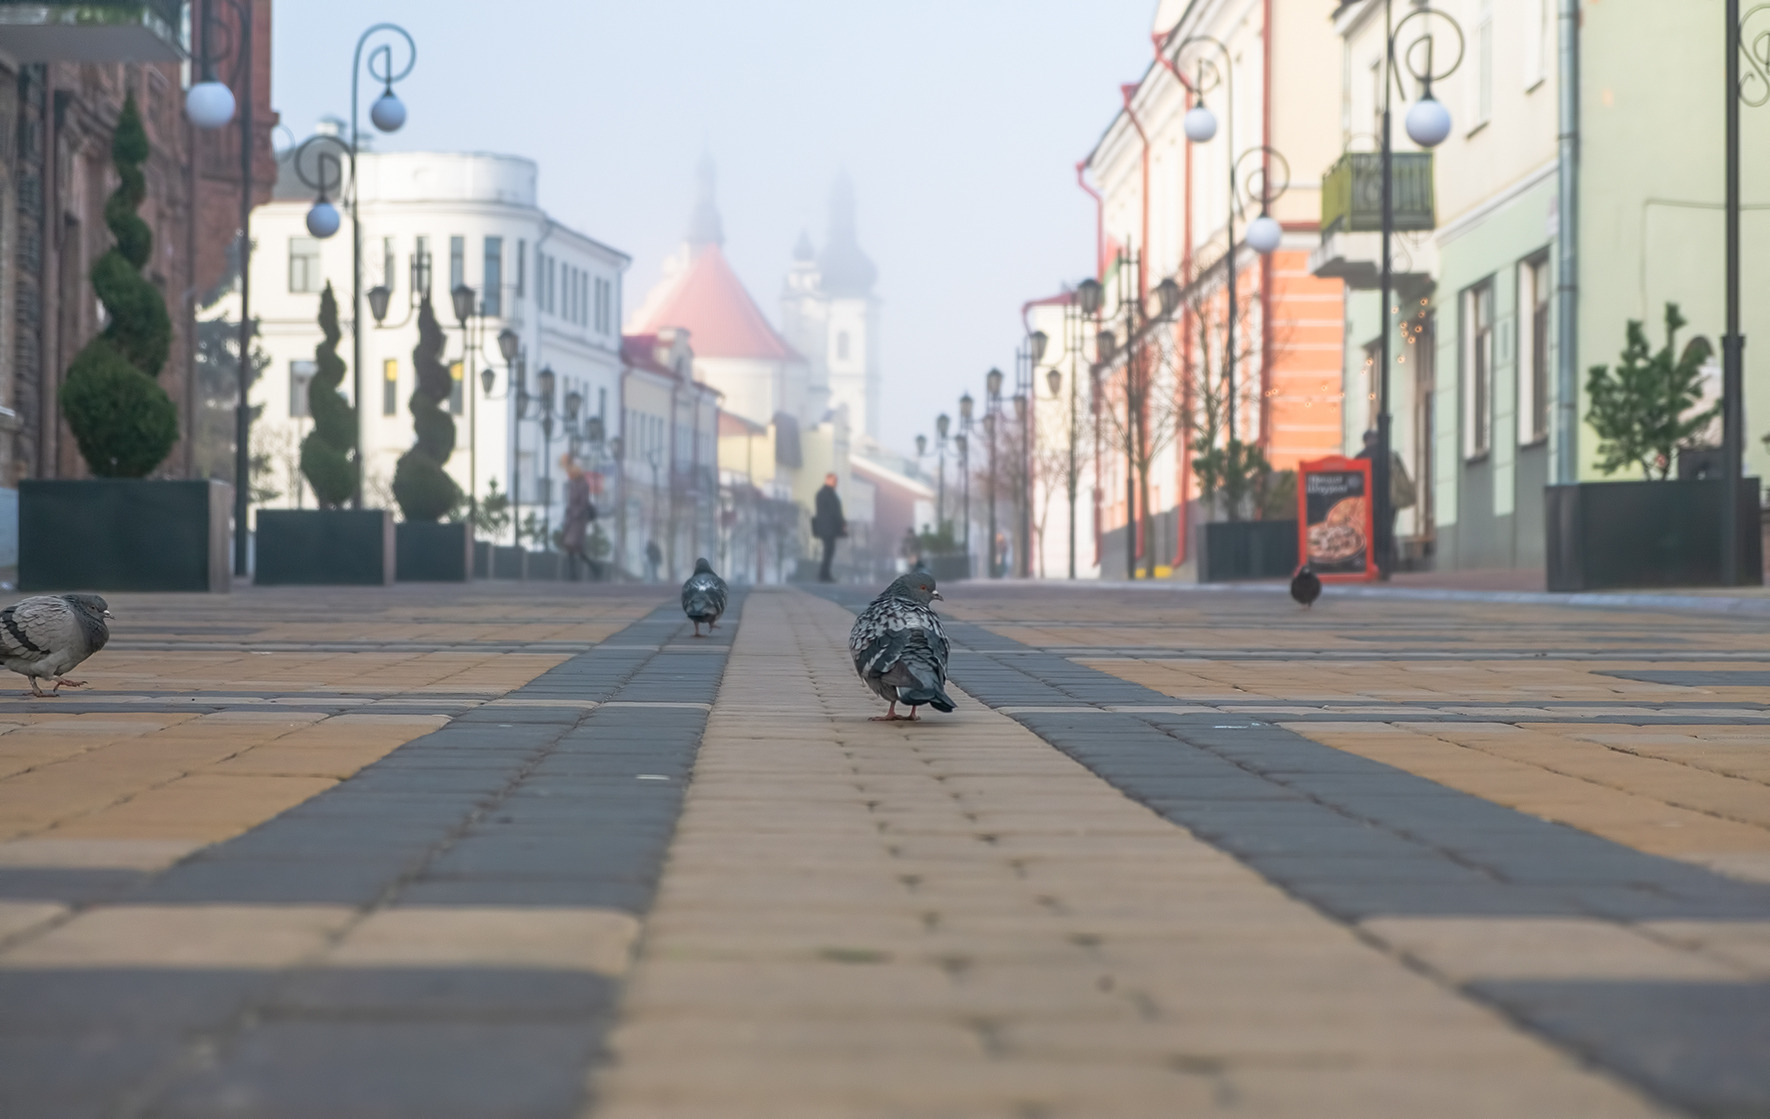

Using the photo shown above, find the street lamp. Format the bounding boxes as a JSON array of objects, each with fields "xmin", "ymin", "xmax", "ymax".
[
  {"xmin": 1372, "ymin": 3, "xmax": 1464, "ymax": 577},
  {"xmin": 1721, "ymin": 1, "xmax": 1767, "ymax": 583},
  {"xmin": 958, "ymin": 392, "xmax": 975, "ymax": 560},
  {"xmin": 983, "ymin": 368, "xmax": 1003, "ymax": 579},
  {"xmin": 537, "ymin": 365, "xmax": 557, "ymax": 547},
  {"xmin": 935, "ymin": 411, "xmax": 951, "ymax": 535},
  {"xmin": 185, "ymin": 0, "xmax": 255, "ymax": 577}
]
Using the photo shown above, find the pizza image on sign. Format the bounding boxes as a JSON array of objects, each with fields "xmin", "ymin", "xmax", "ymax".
[{"xmin": 1296, "ymin": 456, "xmax": 1378, "ymax": 581}]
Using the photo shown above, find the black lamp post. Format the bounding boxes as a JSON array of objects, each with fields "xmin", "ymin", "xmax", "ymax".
[
  {"xmin": 537, "ymin": 365, "xmax": 556, "ymax": 548},
  {"xmin": 496, "ymin": 328, "xmax": 523, "ymax": 543},
  {"xmin": 185, "ymin": 0, "xmax": 254, "ymax": 577},
  {"xmin": 958, "ymin": 392, "xmax": 975, "ymax": 561},
  {"xmin": 1374, "ymin": 3, "xmax": 1463, "ymax": 577},
  {"xmin": 450, "ymin": 282, "xmax": 483, "ymax": 526},
  {"xmin": 1071, "ymin": 277, "xmax": 1104, "ymax": 580},
  {"xmin": 935, "ymin": 412, "xmax": 951, "ymax": 533},
  {"xmin": 293, "ymin": 23, "xmax": 416, "ymax": 510},
  {"xmin": 985, "ymin": 366, "xmax": 1004, "ymax": 577},
  {"xmin": 1722, "ymin": 0, "xmax": 1766, "ymax": 583}
]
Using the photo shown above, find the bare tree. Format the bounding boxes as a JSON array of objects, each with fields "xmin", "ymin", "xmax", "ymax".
[
  {"xmin": 1185, "ymin": 286, "xmax": 1272, "ymax": 522},
  {"xmin": 1096, "ymin": 322, "xmax": 1188, "ymax": 580}
]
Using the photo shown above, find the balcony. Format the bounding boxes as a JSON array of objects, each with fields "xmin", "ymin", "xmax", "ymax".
[
  {"xmin": 1310, "ymin": 151, "xmax": 1438, "ymax": 289},
  {"xmin": 0, "ymin": 1, "xmax": 185, "ymax": 63}
]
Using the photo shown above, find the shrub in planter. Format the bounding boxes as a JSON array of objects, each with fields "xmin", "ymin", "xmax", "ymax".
[
  {"xmin": 392, "ymin": 296, "xmax": 462, "ymax": 522},
  {"xmin": 297, "ymin": 283, "xmax": 358, "ymax": 506},
  {"xmin": 1585, "ymin": 303, "xmax": 1716, "ymax": 480},
  {"xmin": 60, "ymin": 94, "xmax": 178, "ymax": 477}
]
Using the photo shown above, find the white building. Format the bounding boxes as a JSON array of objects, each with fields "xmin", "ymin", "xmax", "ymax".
[{"xmin": 248, "ymin": 144, "xmax": 629, "ymax": 542}]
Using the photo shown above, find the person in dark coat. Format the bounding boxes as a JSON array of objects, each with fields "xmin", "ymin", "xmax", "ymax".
[
  {"xmin": 559, "ymin": 457, "xmax": 596, "ymax": 581},
  {"xmin": 811, "ymin": 473, "xmax": 846, "ymax": 583}
]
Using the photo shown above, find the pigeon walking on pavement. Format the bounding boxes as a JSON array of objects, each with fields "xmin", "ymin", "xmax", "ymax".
[
  {"xmin": 0, "ymin": 594, "xmax": 112, "ymax": 697},
  {"xmin": 680, "ymin": 558, "xmax": 728, "ymax": 638},
  {"xmin": 849, "ymin": 571, "xmax": 955, "ymax": 722},
  {"xmin": 1290, "ymin": 565, "xmax": 1322, "ymax": 609}
]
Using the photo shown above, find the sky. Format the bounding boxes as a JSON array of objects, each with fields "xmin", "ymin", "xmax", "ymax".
[{"xmin": 272, "ymin": 0, "xmax": 1159, "ymax": 458}]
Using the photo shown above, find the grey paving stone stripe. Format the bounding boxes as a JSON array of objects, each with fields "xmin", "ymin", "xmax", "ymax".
[
  {"xmin": 0, "ymin": 594, "xmax": 739, "ymax": 1119},
  {"xmin": 808, "ymin": 585, "xmax": 1770, "ymax": 1117}
]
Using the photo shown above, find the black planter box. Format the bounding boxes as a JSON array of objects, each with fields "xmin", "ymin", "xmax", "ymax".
[
  {"xmin": 491, "ymin": 546, "xmax": 525, "ymax": 579},
  {"xmin": 1546, "ymin": 479, "xmax": 1763, "ymax": 591},
  {"xmin": 1199, "ymin": 519, "xmax": 1298, "ymax": 582},
  {"xmin": 473, "ymin": 541, "xmax": 492, "ymax": 578},
  {"xmin": 926, "ymin": 553, "xmax": 972, "ymax": 582},
  {"xmin": 255, "ymin": 509, "xmax": 394, "ymax": 586},
  {"xmin": 526, "ymin": 551, "xmax": 561, "ymax": 581},
  {"xmin": 20, "ymin": 479, "xmax": 231, "ymax": 593},
  {"xmin": 396, "ymin": 521, "xmax": 472, "ymax": 582}
]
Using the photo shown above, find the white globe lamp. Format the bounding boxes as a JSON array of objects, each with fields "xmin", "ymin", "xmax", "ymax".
[
  {"xmin": 306, "ymin": 200, "xmax": 341, "ymax": 239},
  {"xmin": 1245, "ymin": 213, "xmax": 1283, "ymax": 255},
  {"xmin": 369, "ymin": 90, "xmax": 407, "ymax": 133},
  {"xmin": 1405, "ymin": 93, "xmax": 1453, "ymax": 148},
  {"xmin": 1183, "ymin": 104, "xmax": 1218, "ymax": 143},
  {"xmin": 185, "ymin": 80, "xmax": 236, "ymax": 130}
]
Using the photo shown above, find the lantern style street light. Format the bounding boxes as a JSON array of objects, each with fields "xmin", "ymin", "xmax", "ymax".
[{"xmin": 934, "ymin": 412, "xmax": 951, "ymax": 534}]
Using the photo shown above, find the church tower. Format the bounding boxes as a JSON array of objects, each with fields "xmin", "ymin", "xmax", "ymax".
[{"xmin": 780, "ymin": 172, "xmax": 881, "ymax": 441}]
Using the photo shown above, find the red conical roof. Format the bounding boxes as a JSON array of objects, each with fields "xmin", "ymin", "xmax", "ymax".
[{"xmin": 630, "ymin": 245, "xmax": 799, "ymax": 362}]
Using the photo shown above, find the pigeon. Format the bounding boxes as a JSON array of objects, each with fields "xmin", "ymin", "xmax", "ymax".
[
  {"xmin": 680, "ymin": 558, "xmax": 728, "ymax": 637},
  {"xmin": 0, "ymin": 594, "xmax": 112, "ymax": 697},
  {"xmin": 1290, "ymin": 565, "xmax": 1322, "ymax": 609},
  {"xmin": 849, "ymin": 571, "xmax": 955, "ymax": 722}
]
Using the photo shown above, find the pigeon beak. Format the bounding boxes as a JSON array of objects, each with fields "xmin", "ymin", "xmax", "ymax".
[
  {"xmin": 931, "ymin": 590, "xmax": 943, "ymax": 601},
  {"xmin": 103, "ymin": 610, "xmax": 115, "ymax": 619}
]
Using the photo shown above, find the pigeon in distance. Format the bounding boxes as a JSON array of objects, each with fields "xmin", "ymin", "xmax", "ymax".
[
  {"xmin": 0, "ymin": 594, "xmax": 112, "ymax": 697},
  {"xmin": 1290, "ymin": 565, "xmax": 1322, "ymax": 609},
  {"xmin": 849, "ymin": 571, "xmax": 955, "ymax": 721},
  {"xmin": 680, "ymin": 558, "xmax": 728, "ymax": 637}
]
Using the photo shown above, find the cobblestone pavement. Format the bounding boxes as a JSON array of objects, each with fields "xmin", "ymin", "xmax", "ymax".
[{"xmin": 0, "ymin": 580, "xmax": 1766, "ymax": 1116}]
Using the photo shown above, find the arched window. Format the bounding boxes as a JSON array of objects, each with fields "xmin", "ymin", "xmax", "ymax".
[{"xmin": 836, "ymin": 331, "xmax": 850, "ymax": 361}]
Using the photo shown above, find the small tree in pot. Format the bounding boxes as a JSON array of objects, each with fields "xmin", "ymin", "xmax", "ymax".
[
  {"xmin": 298, "ymin": 283, "xmax": 358, "ymax": 506},
  {"xmin": 392, "ymin": 295, "xmax": 462, "ymax": 521},
  {"xmin": 60, "ymin": 93, "xmax": 178, "ymax": 476},
  {"xmin": 1586, "ymin": 303, "xmax": 1716, "ymax": 480}
]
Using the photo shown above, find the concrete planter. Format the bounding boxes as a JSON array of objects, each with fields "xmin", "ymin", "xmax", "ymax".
[
  {"xmin": 473, "ymin": 541, "xmax": 492, "ymax": 579},
  {"xmin": 491, "ymin": 546, "xmax": 526, "ymax": 579},
  {"xmin": 1546, "ymin": 479, "xmax": 1763, "ymax": 591},
  {"xmin": 20, "ymin": 479, "xmax": 231, "ymax": 593},
  {"xmin": 1199, "ymin": 520, "xmax": 1299, "ymax": 583},
  {"xmin": 526, "ymin": 551, "xmax": 562, "ymax": 581},
  {"xmin": 396, "ymin": 521, "xmax": 472, "ymax": 582},
  {"xmin": 255, "ymin": 509, "xmax": 394, "ymax": 586},
  {"xmin": 925, "ymin": 553, "xmax": 972, "ymax": 582}
]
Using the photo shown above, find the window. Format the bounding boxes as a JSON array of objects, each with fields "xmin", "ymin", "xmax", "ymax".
[
  {"xmin": 290, "ymin": 360, "xmax": 317, "ymax": 417},
  {"xmin": 1524, "ymin": 0, "xmax": 1550, "ymax": 89},
  {"xmin": 1463, "ymin": 279, "xmax": 1495, "ymax": 459},
  {"xmin": 1518, "ymin": 255, "xmax": 1551, "ymax": 444},
  {"xmin": 516, "ymin": 239, "xmax": 526, "ymax": 298},
  {"xmin": 450, "ymin": 236, "xmax": 465, "ymax": 293},
  {"xmin": 415, "ymin": 236, "xmax": 431, "ymax": 294},
  {"xmin": 383, "ymin": 359, "xmax": 399, "ymax": 416},
  {"xmin": 483, "ymin": 237, "xmax": 503, "ymax": 317},
  {"xmin": 547, "ymin": 256, "xmax": 557, "ymax": 315},
  {"xmin": 837, "ymin": 331, "xmax": 850, "ymax": 362},
  {"xmin": 535, "ymin": 251, "xmax": 545, "ymax": 311},
  {"xmin": 288, "ymin": 237, "xmax": 321, "ymax": 293},
  {"xmin": 382, "ymin": 237, "xmax": 396, "ymax": 294},
  {"xmin": 449, "ymin": 361, "xmax": 464, "ymax": 415},
  {"xmin": 1473, "ymin": 0, "xmax": 1494, "ymax": 127}
]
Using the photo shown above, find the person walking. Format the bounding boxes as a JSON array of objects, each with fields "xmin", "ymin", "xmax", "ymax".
[
  {"xmin": 559, "ymin": 457, "xmax": 597, "ymax": 582},
  {"xmin": 812, "ymin": 473, "xmax": 846, "ymax": 584},
  {"xmin": 645, "ymin": 539, "xmax": 663, "ymax": 584},
  {"xmin": 1357, "ymin": 429, "xmax": 1416, "ymax": 561},
  {"xmin": 898, "ymin": 526, "xmax": 922, "ymax": 574}
]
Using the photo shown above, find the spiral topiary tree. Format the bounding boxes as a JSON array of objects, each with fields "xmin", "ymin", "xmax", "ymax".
[
  {"xmin": 298, "ymin": 283, "xmax": 358, "ymax": 507},
  {"xmin": 392, "ymin": 294, "xmax": 461, "ymax": 520},
  {"xmin": 60, "ymin": 93, "xmax": 178, "ymax": 477}
]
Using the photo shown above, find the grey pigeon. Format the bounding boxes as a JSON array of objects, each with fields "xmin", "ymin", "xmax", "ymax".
[
  {"xmin": 1290, "ymin": 565, "xmax": 1322, "ymax": 608},
  {"xmin": 0, "ymin": 594, "xmax": 112, "ymax": 697},
  {"xmin": 849, "ymin": 571, "xmax": 954, "ymax": 721},
  {"xmin": 680, "ymin": 558, "xmax": 728, "ymax": 637}
]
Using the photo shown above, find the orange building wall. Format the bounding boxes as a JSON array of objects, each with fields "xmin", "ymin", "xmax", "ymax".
[{"xmin": 1261, "ymin": 248, "xmax": 1345, "ymax": 470}]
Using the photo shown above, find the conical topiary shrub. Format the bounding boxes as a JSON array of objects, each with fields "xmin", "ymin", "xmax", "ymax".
[
  {"xmin": 391, "ymin": 294, "xmax": 461, "ymax": 521},
  {"xmin": 298, "ymin": 283, "xmax": 358, "ymax": 506},
  {"xmin": 60, "ymin": 93, "xmax": 178, "ymax": 477}
]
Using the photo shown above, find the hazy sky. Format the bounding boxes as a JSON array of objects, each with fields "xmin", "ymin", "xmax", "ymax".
[{"xmin": 272, "ymin": 1, "xmax": 1157, "ymax": 456}]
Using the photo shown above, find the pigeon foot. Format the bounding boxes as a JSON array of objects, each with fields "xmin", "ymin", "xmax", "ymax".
[{"xmin": 52, "ymin": 678, "xmax": 87, "ymax": 692}]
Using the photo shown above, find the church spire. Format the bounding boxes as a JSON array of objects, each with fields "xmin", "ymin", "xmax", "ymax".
[
  {"xmin": 686, "ymin": 153, "xmax": 724, "ymax": 254},
  {"xmin": 818, "ymin": 170, "xmax": 876, "ymax": 297}
]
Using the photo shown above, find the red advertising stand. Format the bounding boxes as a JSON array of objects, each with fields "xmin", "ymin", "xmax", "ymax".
[{"xmin": 1297, "ymin": 456, "xmax": 1379, "ymax": 582}]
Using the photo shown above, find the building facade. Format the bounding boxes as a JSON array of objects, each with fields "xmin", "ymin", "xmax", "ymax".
[{"xmin": 247, "ymin": 148, "xmax": 629, "ymax": 550}]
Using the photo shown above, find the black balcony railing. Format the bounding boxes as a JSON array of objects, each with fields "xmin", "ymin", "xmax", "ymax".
[
  {"xmin": 1320, "ymin": 151, "xmax": 1435, "ymax": 237},
  {"xmin": 0, "ymin": 1, "xmax": 186, "ymax": 62}
]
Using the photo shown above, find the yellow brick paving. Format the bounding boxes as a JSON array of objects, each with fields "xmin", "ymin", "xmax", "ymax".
[
  {"xmin": 945, "ymin": 587, "xmax": 1770, "ymax": 884},
  {"xmin": 586, "ymin": 588, "xmax": 1667, "ymax": 1119},
  {"xmin": 0, "ymin": 584, "xmax": 655, "ymax": 901}
]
